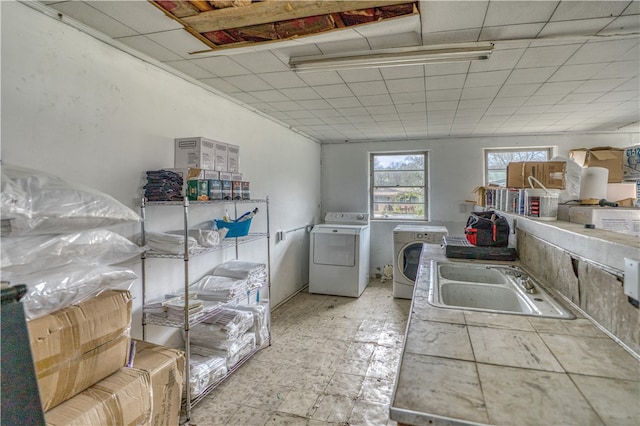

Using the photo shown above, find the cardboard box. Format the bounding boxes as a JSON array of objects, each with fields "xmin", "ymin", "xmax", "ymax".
[
  {"xmin": 221, "ymin": 180, "xmax": 232, "ymax": 200},
  {"xmin": 208, "ymin": 179, "xmax": 223, "ymax": 200},
  {"xmin": 131, "ymin": 340, "xmax": 185, "ymax": 426},
  {"xmin": 214, "ymin": 142, "xmax": 228, "ymax": 172},
  {"xmin": 44, "ymin": 368, "xmax": 152, "ymax": 426},
  {"xmin": 174, "ymin": 137, "xmax": 216, "ymax": 170},
  {"xmin": 569, "ymin": 206, "xmax": 640, "ymax": 236},
  {"xmin": 232, "ymin": 181, "xmax": 242, "ymax": 200},
  {"xmin": 607, "ymin": 182, "xmax": 637, "ymax": 203},
  {"xmin": 27, "ymin": 290, "xmax": 132, "ymax": 411},
  {"xmin": 227, "ymin": 144, "xmax": 240, "ymax": 173},
  {"xmin": 231, "ymin": 173, "xmax": 243, "ymax": 182},
  {"xmin": 242, "ymin": 181, "xmax": 251, "ymax": 200},
  {"xmin": 187, "ymin": 180, "xmax": 210, "ymax": 201},
  {"xmin": 470, "ymin": 186, "xmax": 487, "ymax": 206},
  {"xmin": 507, "ymin": 161, "xmax": 567, "ymax": 189},
  {"xmin": 623, "ymin": 145, "xmax": 640, "ymax": 180},
  {"xmin": 569, "ymin": 147, "xmax": 624, "ymax": 183}
]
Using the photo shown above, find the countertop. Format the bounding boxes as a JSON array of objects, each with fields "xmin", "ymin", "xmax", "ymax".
[{"xmin": 390, "ymin": 244, "xmax": 640, "ymax": 426}]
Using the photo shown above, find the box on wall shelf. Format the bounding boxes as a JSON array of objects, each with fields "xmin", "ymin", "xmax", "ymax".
[
  {"xmin": 44, "ymin": 368, "xmax": 152, "ymax": 426},
  {"xmin": 232, "ymin": 181, "xmax": 243, "ymax": 200},
  {"xmin": 26, "ymin": 290, "xmax": 132, "ymax": 411},
  {"xmin": 131, "ymin": 340, "xmax": 185, "ymax": 426},
  {"xmin": 165, "ymin": 168, "xmax": 219, "ymax": 181},
  {"xmin": 569, "ymin": 147, "xmax": 624, "ymax": 183},
  {"xmin": 174, "ymin": 137, "xmax": 216, "ymax": 170},
  {"xmin": 242, "ymin": 181, "xmax": 250, "ymax": 200},
  {"xmin": 568, "ymin": 206, "xmax": 640, "ymax": 236},
  {"xmin": 187, "ymin": 180, "xmax": 210, "ymax": 201},
  {"xmin": 208, "ymin": 179, "xmax": 223, "ymax": 200},
  {"xmin": 227, "ymin": 144, "xmax": 240, "ymax": 173},
  {"xmin": 214, "ymin": 142, "xmax": 228, "ymax": 172},
  {"xmin": 506, "ymin": 161, "xmax": 567, "ymax": 189},
  {"xmin": 623, "ymin": 145, "xmax": 640, "ymax": 180}
]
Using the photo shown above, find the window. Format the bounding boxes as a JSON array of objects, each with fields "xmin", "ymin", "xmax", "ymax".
[
  {"xmin": 485, "ymin": 148, "xmax": 552, "ymax": 186},
  {"xmin": 370, "ymin": 152, "xmax": 428, "ymax": 220}
]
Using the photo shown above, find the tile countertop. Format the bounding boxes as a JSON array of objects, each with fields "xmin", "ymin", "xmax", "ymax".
[{"xmin": 390, "ymin": 244, "xmax": 640, "ymax": 426}]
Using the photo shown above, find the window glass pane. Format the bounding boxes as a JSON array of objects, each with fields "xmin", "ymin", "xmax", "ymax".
[
  {"xmin": 373, "ymin": 155, "xmax": 424, "ymax": 171},
  {"xmin": 373, "ymin": 187, "xmax": 424, "ymax": 203},
  {"xmin": 485, "ymin": 148, "xmax": 550, "ymax": 186},
  {"xmin": 373, "ymin": 202, "xmax": 425, "ymax": 219},
  {"xmin": 373, "ymin": 170, "xmax": 424, "ymax": 186}
]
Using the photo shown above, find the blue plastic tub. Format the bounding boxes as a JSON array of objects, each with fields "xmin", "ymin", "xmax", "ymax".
[{"xmin": 215, "ymin": 219, "xmax": 252, "ymax": 238}]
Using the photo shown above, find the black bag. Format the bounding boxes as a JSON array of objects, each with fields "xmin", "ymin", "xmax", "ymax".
[{"xmin": 465, "ymin": 211, "xmax": 509, "ymax": 247}]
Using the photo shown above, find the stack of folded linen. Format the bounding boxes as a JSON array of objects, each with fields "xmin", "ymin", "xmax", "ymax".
[
  {"xmin": 186, "ymin": 354, "xmax": 227, "ymax": 397},
  {"xmin": 144, "ymin": 170, "xmax": 183, "ymax": 202},
  {"xmin": 212, "ymin": 260, "xmax": 267, "ymax": 291},
  {"xmin": 188, "ymin": 275, "xmax": 250, "ymax": 302},
  {"xmin": 189, "ymin": 308, "xmax": 254, "ymax": 343},
  {"xmin": 142, "ymin": 231, "xmax": 198, "ymax": 255}
]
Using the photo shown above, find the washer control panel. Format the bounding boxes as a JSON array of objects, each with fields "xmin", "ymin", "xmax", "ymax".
[
  {"xmin": 324, "ymin": 212, "xmax": 369, "ymax": 225},
  {"xmin": 413, "ymin": 232, "xmax": 445, "ymax": 244}
]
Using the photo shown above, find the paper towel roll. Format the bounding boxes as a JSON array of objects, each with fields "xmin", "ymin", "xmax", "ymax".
[{"xmin": 579, "ymin": 167, "xmax": 609, "ymax": 200}]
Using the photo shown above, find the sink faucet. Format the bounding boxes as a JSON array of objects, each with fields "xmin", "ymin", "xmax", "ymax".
[{"xmin": 485, "ymin": 265, "xmax": 536, "ymax": 294}]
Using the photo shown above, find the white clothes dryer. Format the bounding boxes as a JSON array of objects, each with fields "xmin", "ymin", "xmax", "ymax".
[
  {"xmin": 393, "ymin": 225, "xmax": 448, "ymax": 299},
  {"xmin": 309, "ymin": 212, "xmax": 370, "ymax": 297}
]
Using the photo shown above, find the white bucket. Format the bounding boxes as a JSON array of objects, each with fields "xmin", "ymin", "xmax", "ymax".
[{"xmin": 525, "ymin": 177, "xmax": 560, "ymax": 221}]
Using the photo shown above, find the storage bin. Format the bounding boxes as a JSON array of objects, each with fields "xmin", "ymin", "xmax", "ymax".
[{"xmin": 214, "ymin": 219, "xmax": 252, "ymax": 238}]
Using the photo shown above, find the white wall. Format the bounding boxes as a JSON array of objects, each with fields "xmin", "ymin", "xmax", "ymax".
[
  {"xmin": 1, "ymin": 2, "xmax": 321, "ymax": 344},
  {"xmin": 321, "ymin": 133, "xmax": 638, "ymax": 274}
]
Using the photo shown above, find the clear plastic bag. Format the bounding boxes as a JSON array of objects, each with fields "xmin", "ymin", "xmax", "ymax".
[
  {"xmin": 1, "ymin": 230, "xmax": 142, "ymax": 275},
  {"xmin": 187, "ymin": 354, "xmax": 227, "ymax": 397},
  {"xmin": 14, "ymin": 264, "xmax": 138, "ymax": 320},
  {"xmin": 1, "ymin": 164, "xmax": 140, "ymax": 236},
  {"xmin": 190, "ymin": 309, "xmax": 254, "ymax": 343}
]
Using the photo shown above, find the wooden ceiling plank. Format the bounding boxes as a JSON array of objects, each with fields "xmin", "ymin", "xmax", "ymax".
[{"xmin": 181, "ymin": 0, "xmax": 414, "ymax": 33}]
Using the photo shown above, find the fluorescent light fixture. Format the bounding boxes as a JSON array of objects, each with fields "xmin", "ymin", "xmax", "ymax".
[{"xmin": 289, "ymin": 42, "xmax": 494, "ymax": 72}]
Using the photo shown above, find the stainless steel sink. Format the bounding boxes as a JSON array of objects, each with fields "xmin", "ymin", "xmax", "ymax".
[{"xmin": 428, "ymin": 261, "xmax": 575, "ymax": 319}]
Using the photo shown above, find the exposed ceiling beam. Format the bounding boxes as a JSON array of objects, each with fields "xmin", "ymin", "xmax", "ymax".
[{"xmin": 180, "ymin": 0, "xmax": 414, "ymax": 33}]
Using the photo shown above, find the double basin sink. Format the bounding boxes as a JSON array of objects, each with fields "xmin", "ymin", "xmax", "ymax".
[{"xmin": 428, "ymin": 261, "xmax": 574, "ymax": 319}]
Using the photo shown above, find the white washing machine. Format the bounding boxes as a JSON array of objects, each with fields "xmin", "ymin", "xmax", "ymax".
[
  {"xmin": 309, "ymin": 212, "xmax": 370, "ymax": 297},
  {"xmin": 393, "ymin": 225, "xmax": 448, "ymax": 299}
]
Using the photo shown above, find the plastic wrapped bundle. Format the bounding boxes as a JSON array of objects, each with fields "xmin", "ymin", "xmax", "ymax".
[
  {"xmin": 235, "ymin": 304, "xmax": 270, "ymax": 346},
  {"xmin": 190, "ymin": 309, "xmax": 254, "ymax": 344},
  {"xmin": 191, "ymin": 332, "xmax": 256, "ymax": 363},
  {"xmin": 168, "ymin": 228, "xmax": 226, "ymax": 247},
  {"xmin": 1, "ymin": 164, "xmax": 140, "ymax": 236},
  {"xmin": 212, "ymin": 260, "xmax": 267, "ymax": 289},
  {"xmin": 188, "ymin": 275, "xmax": 249, "ymax": 302},
  {"xmin": 141, "ymin": 230, "xmax": 199, "ymax": 255},
  {"xmin": 186, "ymin": 354, "xmax": 227, "ymax": 397},
  {"xmin": 1, "ymin": 230, "xmax": 142, "ymax": 276}
]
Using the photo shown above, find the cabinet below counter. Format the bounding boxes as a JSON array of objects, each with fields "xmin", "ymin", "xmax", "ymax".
[{"xmin": 390, "ymin": 244, "xmax": 640, "ymax": 426}]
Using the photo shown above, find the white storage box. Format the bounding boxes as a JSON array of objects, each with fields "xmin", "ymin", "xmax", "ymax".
[
  {"xmin": 623, "ymin": 145, "xmax": 640, "ymax": 180},
  {"xmin": 175, "ymin": 137, "xmax": 216, "ymax": 170},
  {"xmin": 569, "ymin": 206, "xmax": 640, "ymax": 236},
  {"xmin": 227, "ymin": 144, "xmax": 240, "ymax": 173},
  {"xmin": 214, "ymin": 142, "xmax": 228, "ymax": 172}
]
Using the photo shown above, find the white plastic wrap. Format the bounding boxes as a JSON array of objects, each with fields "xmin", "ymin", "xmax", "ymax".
[
  {"xmin": 212, "ymin": 260, "xmax": 266, "ymax": 279},
  {"xmin": 190, "ymin": 309, "xmax": 254, "ymax": 343},
  {"xmin": 235, "ymin": 303, "xmax": 270, "ymax": 347},
  {"xmin": 551, "ymin": 156, "xmax": 583, "ymax": 203},
  {"xmin": 16, "ymin": 264, "xmax": 137, "ymax": 320},
  {"xmin": 1, "ymin": 164, "xmax": 140, "ymax": 236},
  {"xmin": 187, "ymin": 354, "xmax": 227, "ymax": 397},
  {"xmin": 141, "ymin": 230, "xmax": 199, "ymax": 254},
  {"xmin": 1, "ymin": 230, "xmax": 142, "ymax": 275},
  {"xmin": 168, "ymin": 228, "xmax": 224, "ymax": 247},
  {"xmin": 191, "ymin": 332, "xmax": 256, "ymax": 365},
  {"xmin": 188, "ymin": 275, "xmax": 249, "ymax": 301}
]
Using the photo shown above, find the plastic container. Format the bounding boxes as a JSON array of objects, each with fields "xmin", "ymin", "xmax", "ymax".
[
  {"xmin": 214, "ymin": 219, "xmax": 252, "ymax": 238},
  {"xmin": 524, "ymin": 177, "xmax": 560, "ymax": 221},
  {"xmin": 506, "ymin": 189, "xmax": 519, "ymax": 213}
]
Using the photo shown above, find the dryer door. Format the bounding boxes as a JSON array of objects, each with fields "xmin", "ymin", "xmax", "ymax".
[
  {"xmin": 312, "ymin": 228, "xmax": 357, "ymax": 267},
  {"xmin": 398, "ymin": 242, "xmax": 424, "ymax": 282}
]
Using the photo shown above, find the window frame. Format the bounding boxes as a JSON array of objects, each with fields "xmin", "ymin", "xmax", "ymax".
[
  {"xmin": 484, "ymin": 147, "xmax": 553, "ymax": 187},
  {"xmin": 369, "ymin": 151, "xmax": 429, "ymax": 221}
]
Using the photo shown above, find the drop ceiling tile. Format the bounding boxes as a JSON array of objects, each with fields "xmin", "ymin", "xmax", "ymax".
[
  {"xmin": 491, "ymin": 97, "xmax": 527, "ymax": 108},
  {"xmin": 381, "ymin": 66, "xmax": 425, "ymax": 80},
  {"xmin": 297, "ymin": 117, "xmax": 325, "ymax": 126},
  {"xmin": 558, "ymin": 93, "xmax": 603, "ymax": 104},
  {"xmin": 574, "ymin": 77, "xmax": 630, "ymax": 93},
  {"xmin": 598, "ymin": 15, "xmax": 640, "ymax": 35},
  {"xmin": 280, "ymin": 87, "xmax": 321, "ymax": 100},
  {"xmin": 266, "ymin": 101, "xmax": 303, "ymax": 112},
  {"xmin": 536, "ymin": 81, "xmax": 583, "ymax": 96},
  {"xmin": 428, "ymin": 101, "xmax": 458, "ymax": 111},
  {"xmin": 497, "ymin": 83, "xmax": 542, "ymax": 97},
  {"xmin": 191, "ymin": 56, "xmax": 251, "ymax": 77},
  {"xmin": 391, "ymin": 92, "xmax": 427, "ymax": 104},
  {"xmin": 166, "ymin": 60, "xmax": 215, "ymax": 79},
  {"xmin": 298, "ymin": 71, "xmax": 344, "ymax": 86},
  {"xmin": 358, "ymin": 94, "xmax": 394, "ymax": 106},
  {"xmin": 426, "ymin": 74, "xmax": 466, "ymax": 90},
  {"xmin": 461, "ymin": 85, "xmax": 501, "ymax": 100},
  {"xmin": 367, "ymin": 32, "xmax": 422, "ymax": 49},
  {"xmin": 89, "ymin": 1, "xmax": 181, "ymax": 34},
  {"xmin": 506, "ymin": 67, "xmax": 559, "ymax": 85},
  {"xmin": 387, "ymin": 78, "xmax": 425, "ymax": 93},
  {"xmin": 594, "ymin": 90, "xmax": 637, "ymax": 102},
  {"xmin": 338, "ymin": 69, "xmax": 384, "ymax": 83},
  {"xmin": 458, "ymin": 99, "xmax": 492, "ymax": 109},
  {"xmin": 523, "ymin": 94, "xmax": 566, "ymax": 105},
  {"xmin": 339, "ymin": 107, "xmax": 369, "ymax": 117},
  {"xmin": 348, "ymin": 81, "xmax": 389, "ymax": 96},
  {"xmin": 426, "ymin": 89, "xmax": 462, "ymax": 101},
  {"xmin": 250, "ymin": 90, "xmax": 291, "ymax": 103},
  {"xmin": 421, "ymin": 29, "xmax": 482, "ymax": 45},
  {"xmin": 421, "ymin": 1, "xmax": 488, "ymax": 33},
  {"xmin": 396, "ymin": 103, "xmax": 426, "ymax": 112},
  {"xmin": 470, "ymin": 48, "xmax": 526, "ymax": 72},
  {"xmin": 258, "ymin": 72, "xmax": 308, "ymax": 89},
  {"xmin": 484, "ymin": 1, "xmax": 557, "ymax": 26},
  {"xmin": 479, "ymin": 23, "xmax": 546, "ymax": 41},
  {"xmin": 516, "ymin": 44, "xmax": 583, "ymax": 68},
  {"xmin": 116, "ymin": 35, "xmax": 181, "ymax": 61},
  {"xmin": 223, "ymin": 75, "xmax": 272, "ymax": 91},
  {"xmin": 485, "ymin": 106, "xmax": 517, "ymax": 116},
  {"xmin": 297, "ymin": 99, "xmax": 333, "ymax": 110},
  {"xmin": 547, "ymin": 63, "xmax": 609, "ymax": 82},
  {"xmin": 317, "ymin": 38, "xmax": 370, "ymax": 55},
  {"xmin": 231, "ymin": 92, "xmax": 261, "ymax": 104},
  {"xmin": 424, "ymin": 62, "xmax": 470, "ymax": 77},
  {"xmin": 313, "ymin": 84, "xmax": 353, "ymax": 99},
  {"xmin": 537, "ymin": 18, "xmax": 616, "ymax": 38},
  {"xmin": 405, "ymin": 111, "xmax": 430, "ymax": 120},
  {"xmin": 200, "ymin": 78, "xmax": 239, "ymax": 93},
  {"xmin": 455, "ymin": 108, "xmax": 486, "ymax": 117},
  {"xmin": 49, "ymin": 1, "xmax": 137, "ymax": 38},
  {"xmin": 593, "ymin": 61, "xmax": 640, "ymax": 79},
  {"xmin": 567, "ymin": 38, "xmax": 639, "ymax": 64},
  {"xmin": 614, "ymin": 77, "xmax": 639, "ymax": 91},
  {"xmin": 550, "ymin": 1, "xmax": 629, "ymax": 21},
  {"xmin": 147, "ymin": 30, "xmax": 210, "ymax": 59},
  {"xmin": 327, "ymin": 98, "xmax": 362, "ymax": 108},
  {"xmin": 367, "ymin": 105, "xmax": 398, "ymax": 115},
  {"xmin": 516, "ymin": 105, "xmax": 552, "ymax": 114},
  {"xmin": 465, "ymin": 70, "xmax": 510, "ymax": 88},
  {"xmin": 231, "ymin": 51, "xmax": 289, "ymax": 73}
]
